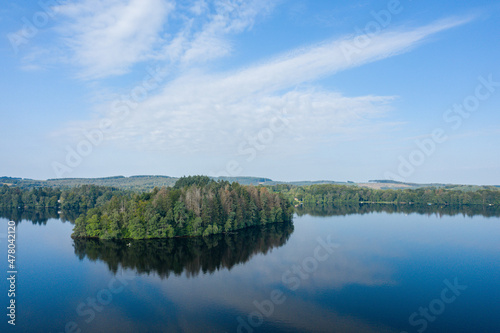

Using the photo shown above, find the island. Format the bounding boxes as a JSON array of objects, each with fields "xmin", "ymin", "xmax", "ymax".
[
  {"xmin": 71, "ymin": 176, "xmax": 293, "ymax": 239},
  {"xmin": 1, "ymin": 175, "xmax": 500, "ymax": 240}
]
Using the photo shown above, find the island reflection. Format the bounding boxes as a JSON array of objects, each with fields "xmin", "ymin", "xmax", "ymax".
[{"xmin": 73, "ymin": 222, "xmax": 294, "ymax": 279}]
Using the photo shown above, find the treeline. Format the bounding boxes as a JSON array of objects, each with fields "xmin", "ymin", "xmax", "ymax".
[
  {"xmin": 268, "ymin": 184, "xmax": 500, "ymax": 207},
  {"xmin": 3, "ymin": 180, "xmax": 499, "ymax": 240},
  {"xmin": 0, "ymin": 185, "xmax": 61, "ymax": 208},
  {"xmin": 72, "ymin": 176, "xmax": 293, "ymax": 240},
  {"xmin": 0, "ymin": 184, "xmax": 125, "ymax": 210},
  {"xmin": 59, "ymin": 185, "xmax": 126, "ymax": 210},
  {"xmin": 0, "ymin": 175, "xmax": 275, "ymax": 191},
  {"xmin": 0, "ymin": 175, "xmax": 177, "ymax": 191}
]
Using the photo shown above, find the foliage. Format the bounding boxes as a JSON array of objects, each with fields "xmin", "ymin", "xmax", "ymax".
[
  {"xmin": 0, "ymin": 185, "xmax": 61, "ymax": 208},
  {"xmin": 72, "ymin": 181, "xmax": 294, "ymax": 240},
  {"xmin": 3, "ymin": 179, "xmax": 499, "ymax": 241},
  {"xmin": 0, "ymin": 184, "xmax": 126, "ymax": 210},
  {"xmin": 0, "ymin": 175, "xmax": 276, "ymax": 191},
  {"xmin": 174, "ymin": 175, "xmax": 213, "ymax": 189}
]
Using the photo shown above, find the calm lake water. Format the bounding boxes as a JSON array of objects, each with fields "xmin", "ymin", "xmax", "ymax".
[{"xmin": 1, "ymin": 207, "xmax": 500, "ymax": 333}]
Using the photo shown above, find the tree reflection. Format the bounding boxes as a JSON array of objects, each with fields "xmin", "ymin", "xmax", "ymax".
[
  {"xmin": 3, "ymin": 203, "xmax": 497, "ymax": 226},
  {"xmin": 0, "ymin": 208, "xmax": 59, "ymax": 224},
  {"xmin": 0, "ymin": 207, "xmax": 83, "ymax": 225},
  {"xmin": 296, "ymin": 203, "xmax": 500, "ymax": 218},
  {"xmin": 73, "ymin": 222, "xmax": 294, "ymax": 279}
]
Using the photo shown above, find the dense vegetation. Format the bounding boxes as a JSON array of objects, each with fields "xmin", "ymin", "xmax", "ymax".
[
  {"xmin": 72, "ymin": 176, "xmax": 293, "ymax": 240},
  {"xmin": 2, "ymin": 178, "xmax": 500, "ymax": 239},
  {"xmin": 0, "ymin": 176, "xmax": 177, "ymax": 191},
  {"xmin": 0, "ymin": 185, "xmax": 61, "ymax": 208},
  {"xmin": 0, "ymin": 175, "xmax": 275, "ymax": 191},
  {"xmin": 0, "ymin": 184, "xmax": 125, "ymax": 210},
  {"xmin": 269, "ymin": 184, "xmax": 500, "ymax": 207}
]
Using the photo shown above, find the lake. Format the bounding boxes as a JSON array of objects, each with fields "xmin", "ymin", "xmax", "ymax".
[{"xmin": 1, "ymin": 206, "xmax": 499, "ymax": 332}]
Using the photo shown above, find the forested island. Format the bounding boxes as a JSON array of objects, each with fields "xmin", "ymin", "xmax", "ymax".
[
  {"xmin": 72, "ymin": 176, "xmax": 293, "ymax": 239},
  {"xmin": 1, "ymin": 175, "xmax": 500, "ymax": 240}
]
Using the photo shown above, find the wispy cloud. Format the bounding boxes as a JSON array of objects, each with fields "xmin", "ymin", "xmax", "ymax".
[
  {"xmin": 59, "ymin": 17, "xmax": 470, "ymax": 154},
  {"xmin": 46, "ymin": 0, "xmax": 277, "ymax": 79},
  {"xmin": 52, "ymin": 0, "xmax": 174, "ymax": 79},
  {"xmin": 174, "ymin": 0, "xmax": 276, "ymax": 66}
]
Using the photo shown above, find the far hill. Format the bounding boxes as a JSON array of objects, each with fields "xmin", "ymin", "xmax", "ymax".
[
  {"xmin": 0, "ymin": 176, "xmax": 497, "ymax": 192},
  {"xmin": 0, "ymin": 175, "xmax": 352, "ymax": 190},
  {"xmin": 0, "ymin": 175, "xmax": 177, "ymax": 191}
]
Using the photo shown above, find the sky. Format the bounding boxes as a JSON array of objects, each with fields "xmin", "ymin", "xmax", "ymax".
[{"xmin": 0, "ymin": 0, "xmax": 499, "ymax": 185}]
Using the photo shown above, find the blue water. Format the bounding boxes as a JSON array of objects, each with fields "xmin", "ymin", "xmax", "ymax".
[{"xmin": 1, "ymin": 210, "xmax": 499, "ymax": 332}]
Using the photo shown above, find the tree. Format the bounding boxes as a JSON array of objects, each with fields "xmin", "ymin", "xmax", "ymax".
[{"xmin": 85, "ymin": 214, "xmax": 102, "ymax": 238}]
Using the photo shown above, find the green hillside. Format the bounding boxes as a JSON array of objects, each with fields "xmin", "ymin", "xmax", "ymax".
[{"xmin": 1, "ymin": 176, "xmax": 498, "ymax": 192}]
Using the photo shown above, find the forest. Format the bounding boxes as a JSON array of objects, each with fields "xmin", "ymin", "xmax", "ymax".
[
  {"xmin": 71, "ymin": 176, "xmax": 293, "ymax": 239},
  {"xmin": 2, "ymin": 177, "xmax": 500, "ymax": 239},
  {"xmin": 0, "ymin": 184, "xmax": 126, "ymax": 210},
  {"xmin": 0, "ymin": 175, "xmax": 273, "ymax": 191}
]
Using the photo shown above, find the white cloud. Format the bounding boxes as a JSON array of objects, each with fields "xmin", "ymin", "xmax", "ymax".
[
  {"xmin": 189, "ymin": 0, "xmax": 209, "ymax": 16},
  {"xmin": 19, "ymin": 46, "xmax": 58, "ymax": 72},
  {"xmin": 62, "ymin": 17, "xmax": 469, "ymax": 154},
  {"xmin": 53, "ymin": 0, "xmax": 174, "ymax": 79},
  {"xmin": 51, "ymin": 12, "xmax": 473, "ymax": 180},
  {"xmin": 165, "ymin": 0, "xmax": 277, "ymax": 66},
  {"xmin": 47, "ymin": 0, "xmax": 276, "ymax": 79}
]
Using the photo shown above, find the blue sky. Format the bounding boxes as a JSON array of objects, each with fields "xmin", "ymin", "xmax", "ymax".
[{"xmin": 1, "ymin": 0, "xmax": 499, "ymax": 184}]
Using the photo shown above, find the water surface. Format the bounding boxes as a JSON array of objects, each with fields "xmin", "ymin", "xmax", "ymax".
[{"xmin": 1, "ymin": 207, "xmax": 499, "ymax": 332}]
